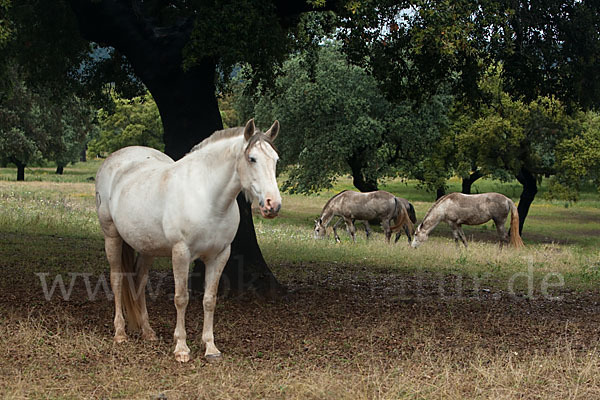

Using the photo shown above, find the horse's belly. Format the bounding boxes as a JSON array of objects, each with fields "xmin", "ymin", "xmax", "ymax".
[{"xmin": 460, "ymin": 215, "xmax": 493, "ymax": 225}]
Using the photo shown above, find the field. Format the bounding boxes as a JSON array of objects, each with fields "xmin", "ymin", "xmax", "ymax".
[{"xmin": 1, "ymin": 161, "xmax": 600, "ymax": 399}]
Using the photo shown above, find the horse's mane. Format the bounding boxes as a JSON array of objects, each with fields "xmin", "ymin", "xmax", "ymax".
[
  {"xmin": 189, "ymin": 126, "xmax": 276, "ymax": 155},
  {"xmin": 189, "ymin": 127, "xmax": 245, "ymax": 153},
  {"xmin": 421, "ymin": 192, "xmax": 455, "ymax": 223},
  {"xmin": 322, "ymin": 190, "xmax": 349, "ymax": 213}
]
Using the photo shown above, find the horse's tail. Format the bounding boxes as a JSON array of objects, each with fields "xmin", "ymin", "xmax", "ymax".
[
  {"xmin": 508, "ymin": 201, "xmax": 524, "ymax": 248},
  {"xmin": 407, "ymin": 202, "xmax": 417, "ymax": 224},
  {"xmin": 391, "ymin": 199, "xmax": 414, "ymax": 235},
  {"xmin": 121, "ymin": 241, "xmax": 143, "ymax": 331}
]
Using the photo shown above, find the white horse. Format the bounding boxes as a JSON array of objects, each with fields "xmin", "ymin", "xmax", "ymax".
[{"xmin": 95, "ymin": 119, "xmax": 281, "ymax": 362}]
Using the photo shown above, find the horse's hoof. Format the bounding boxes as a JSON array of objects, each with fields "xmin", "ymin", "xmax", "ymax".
[
  {"xmin": 142, "ymin": 330, "xmax": 158, "ymax": 341},
  {"xmin": 113, "ymin": 334, "xmax": 128, "ymax": 344},
  {"xmin": 175, "ymin": 352, "xmax": 191, "ymax": 363},
  {"xmin": 205, "ymin": 353, "xmax": 223, "ymax": 363}
]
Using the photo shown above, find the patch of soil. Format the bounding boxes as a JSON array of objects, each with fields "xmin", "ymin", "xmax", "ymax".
[{"xmin": 2, "ymin": 265, "xmax": 600, "ymax": 366}]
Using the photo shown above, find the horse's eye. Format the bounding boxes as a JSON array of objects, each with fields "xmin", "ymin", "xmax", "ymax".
[{"xmin": 249, "ymin": 156, "xmax": 256, "ymax": 163}]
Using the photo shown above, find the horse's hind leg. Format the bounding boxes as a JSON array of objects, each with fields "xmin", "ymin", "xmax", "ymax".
[
  {"xmin": 344, "ymin": 217, "xmax": 357, "ymax": 242},
  {"xmin": 104, "ymin": 235, "xmax": 128, "ymax": 343},
  {"xmin": 381, "ymin": 219, "xmax": 392, "ymax": 243},
  {"xmin": 363, "ymin": 220, "xmax": 371, "ymax": 239},
  {"xmin": 201, "ymin": 246, "xmax": 230, "ymax": 362},
  {"xmin": 393, "ymin": 225, "xmax": 409, "ymax": 243},
  {"xmin": 136, "ymin": 254, "xmax": 157, "ymax": 341},
  {"xmin": 171, "ymin": 243, "xmax": 192, "ymax": 362},
  {"xmin": 494, "ymin": 217, "xmax": 509, "ymax": 248}
]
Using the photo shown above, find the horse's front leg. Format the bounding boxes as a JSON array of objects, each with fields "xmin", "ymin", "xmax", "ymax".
[
  {"xmin": 457, "ymin": 226, "xmax": 468, "ymax": 248},
  {"xmin": 201, "ymin": 246, "xmax": 230, "ymax": 362},
  {"xmin": 171, "ymin": 243, "xmax": 191, "ymax": 362},
  {"xmin": 448, "ymin": 222, "xmax": 464, "ymax": 248},
  {"xmin": 363, "ymin": 220, "xmax": 371, "ymax": 239},
  {"xmin": 332, "ymin": 217, "xmax": 343, "ymax": 243}
]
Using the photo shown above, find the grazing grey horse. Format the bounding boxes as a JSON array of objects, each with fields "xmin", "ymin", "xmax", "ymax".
[
  {"xmin": 314, "ymin": 190, "xmax": 413, "ymax": 243},
  {"xmin": 411, "ymin": 192, "xmax": 524, "ymax": 249}
]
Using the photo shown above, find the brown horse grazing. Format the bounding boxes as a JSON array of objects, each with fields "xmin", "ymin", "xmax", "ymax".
[
  {"xmin": 314, "ymin": 190, "xmax": 413, "ymax": 243},
  {"xmin": 411, "ymin": 192, "xmax": 524, "ymax": 249},
  {"xmin": 394, "ymin": 197, "xmax": 417, "ymax": 244}
]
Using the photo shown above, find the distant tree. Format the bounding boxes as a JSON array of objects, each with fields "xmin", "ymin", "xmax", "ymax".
[
  {"xmin": 550, "ymin": 112, "xmax": 600, "ymax": 199},
  {"xmin": 0, "ymin": 63, "xmax": 93, "ymax": 179},
  {"xmin": 88, "ymin": 93, "xmax": 163, "ymax": 157},
  {"xmin": 0, "ymin": 65, "xmax": 47, "ymax": 181},
  {"xmin": 241, "ymin": 44, "xmax": 452, "ymax": 194},
  {"xmin": 48, "ymin": 96, "xmax": 97, "ymax": 174},
  {"xmin": 446, "ymin": 67, "xmax": 575, "ymax": 232}
]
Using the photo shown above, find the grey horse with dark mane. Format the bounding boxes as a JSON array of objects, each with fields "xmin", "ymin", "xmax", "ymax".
[
  {"xmin": 411, "ymin": 192, "xmax": 524, "ymax": 248},
  {"xmin": 314, "ymin": 190, "xmax": 413, "ymax": 243}
]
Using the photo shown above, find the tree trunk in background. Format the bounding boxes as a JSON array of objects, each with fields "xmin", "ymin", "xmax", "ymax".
[
  {"xmin": 516, "ymin": 167, "xmax": 538, "ymax": 234},
  {"xmin": 80, "ymin": 145, "xmax": 87, "ymax": 162},
  {"xmin": 56, "ymin": 165, "xmax": 64, "ymax": 175},
  {"xmin": 348, "ymin": 153, "xmax": 378, "ymax": 192},
  {"xmin": 68, "ymin": 0, "xmax": 283, "ymax": 296},
  {"xmin": 436, "ymin": 186, "xmax": 445, "ymax": 199},
  {"xmin": 15, "ymin": 161, "xmax": 25, "ymax": 181},
  {"xmin": 461, "ymin": 170, "xmax": 483, "ymax": 194},
  {"xmin": 190, "ymin": 195, "xmax": 283, "ymax": 297}
]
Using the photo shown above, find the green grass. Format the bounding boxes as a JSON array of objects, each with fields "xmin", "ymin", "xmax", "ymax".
[{"xmin": 0, "ymin": 160, "xmax": 102, "ymax": 183}]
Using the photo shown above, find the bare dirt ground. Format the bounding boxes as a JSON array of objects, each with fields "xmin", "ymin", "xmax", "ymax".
[{"xmin": 3, "ymin": 253, "xmax": 600, "ymax": 399}]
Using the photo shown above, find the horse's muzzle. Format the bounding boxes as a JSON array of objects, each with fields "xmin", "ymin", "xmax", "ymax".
[{"xmin": 259, "ymin": 200, "xmax": 281, "ymax": 219}]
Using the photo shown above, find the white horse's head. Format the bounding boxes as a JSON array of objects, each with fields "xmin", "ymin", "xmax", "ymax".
[
  {"xmin": 411, "ymin": 223, "xmax": 428, "ymax": 248},
  {"xmin": 238, "ymin": 119, "xmax": 281, "ymax": 219},
  {"xmin": 313, "ymin": 217, "xmax": 327, "ymax": 239}
]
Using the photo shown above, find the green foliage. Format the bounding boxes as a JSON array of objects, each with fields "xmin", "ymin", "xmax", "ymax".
[
  {"xmin": 0, "ymin": 63, "xmax": 92, "ymax": 177},
  {"xmin": 0, "ymin": 66, "xmax": 48, "ymax": 168},
  {"xmin": 237, "ymin": 44, "xmax": 451, "ymax": 193},
  {"xmin": 184, "ymin": 1, "xmax": 336, "ymax": 92},
  {"xmin": 550, "ymin": 112, "xmax": 600, "ymax": 199},
  {"xmin": 48, "ymin": 96, "xmax": 97, "ymax": 169},
  {"xmin": 256, "ymin": 44, "xmax": 388, "ymax": 192},
  {"xmin": 87, "ymin": 93, "xmax": 163, "ymax": 157},
  {"xmin": 0, "ymin": 0, "xmax": 12, "ymax": 48}
]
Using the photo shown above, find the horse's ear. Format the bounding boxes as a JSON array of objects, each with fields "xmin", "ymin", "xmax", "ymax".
[
  {"xmin": 265, "ymin": 120, "xmax": 279, "ymax": 141},
  {"xmin": 244, "ymin": 119, "xmax": 256, "ymax": 141}
]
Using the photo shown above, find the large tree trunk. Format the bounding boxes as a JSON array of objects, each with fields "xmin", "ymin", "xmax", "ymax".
[
  {"xmin": 56, "ymin": 165, "xmax": 64, "ymax": 175},
  {"xmin": 67, "ymin": 0, "xmax": 282, "ymax": 296},
  {"xmin": 461, "ymin": 170, "xmax": 482, "ymax": 194},
  {"xmin": 348, "ymin": 153, "xmax": 378, "ymax": 192},
  {"xmin": 436, "ymin": 186, "xmax": 445, "ymax": 199},
  {"xmin": 15, "ymin": 160, "xmax": 25, "ymax": 181},
  {"xmin": 516, "ymin": 167, "xmax": 538, "ymax": 234}
]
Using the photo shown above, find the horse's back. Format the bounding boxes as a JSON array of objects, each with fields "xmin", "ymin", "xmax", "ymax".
[
  {"xmin": 335, "ymin": 190, "xmax": 397, "ymax": 220},
  {"xmin": 97, "ymin": 146, "xmax": 173, "ymax": 192},
  {"xmin": 442, "ymin": 192, "xmax": 511, "ymax": 224}
]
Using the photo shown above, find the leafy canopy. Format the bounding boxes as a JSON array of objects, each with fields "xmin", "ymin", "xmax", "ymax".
[{"xmin": 87, "ymin": 93, "xmax": 163, "ymax": 157}]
